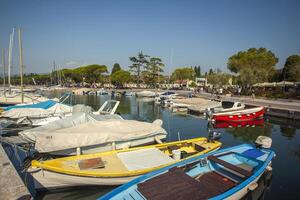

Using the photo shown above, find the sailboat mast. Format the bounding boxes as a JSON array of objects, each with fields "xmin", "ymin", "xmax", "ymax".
[
  {"xmin": 18, "ymin": 28, "xmax": 24, "ymax": 103},
  {"xmin": 2, "ymin": 49, "xmax": 5, "ymax": 96},
  {"xmin": 9, "ymin": 28, "xmax": 15, "ymax": 88}
]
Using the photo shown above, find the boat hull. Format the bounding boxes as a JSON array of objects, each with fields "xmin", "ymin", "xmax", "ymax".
[
  {"xmin": 212, "ymin": 107, "xmax": 265, "ymax": 122},
  {"xmin": 213, "ymin": 118, "xmax": 264, "ymax": 129},
  {"xmin": 30, "ymin": 168, "xmax": 140, "ymax": 189}
]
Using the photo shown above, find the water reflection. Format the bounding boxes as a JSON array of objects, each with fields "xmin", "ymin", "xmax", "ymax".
[{"xmin": 221, "ymin": 122, "xmax": 272, "ymax": 142}]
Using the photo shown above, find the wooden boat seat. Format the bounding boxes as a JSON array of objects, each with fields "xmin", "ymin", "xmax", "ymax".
[
  {"xmin": 78, "ymin": 157, "xmax": 105, "ymax": 170},
  {"xmin": 193, "ymin": 143, "xmax": 206, "ymax": 152},
  {"xmin": 208, "ymin": 155, "xmax": 252, "ymax": 177},
  {"xmin": 167, "ymin": 145, "xmax": 180, "ymax": 151},
  {"xmin": 137, "ymin": 168, "xmax": 237, "ymax": 200}
]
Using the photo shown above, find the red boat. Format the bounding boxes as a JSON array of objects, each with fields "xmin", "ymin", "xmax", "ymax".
[
  {"xmin": 213, "ymin": 118, "xmax": 264, "ymax": 129},
  {"xmin": 211, "ymin": 106, "xmax": 265, "ymax": 122}
]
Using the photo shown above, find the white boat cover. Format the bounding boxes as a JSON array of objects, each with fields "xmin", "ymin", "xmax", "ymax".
[
  {"xmin": 34, "ymin": 119, "xmax": 166, "ymax": 153},
  {"xmin": 117, "ymin": 148, "xmax": 174, "ymax": 171},
  {"xmin": 19, "ymin": 112, "xmax": 123, "ymax": 142},
  {"xmin": 2, "ymin": 103, "xmax": 73, "ymax": 119},
  {"xmin": 136, "ymin": 90, "xmax": 156, "ymax": 97}
]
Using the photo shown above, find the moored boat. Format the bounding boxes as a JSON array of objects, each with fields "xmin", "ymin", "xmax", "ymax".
[
  {"xmin": 28, "ymin": 137, "xmax": 221, "ymax": 189},
  {"xmin": 171, "ymin": 102, "xmax": 190, "ymax": 113},
  {"xmin": 26, "ymin": 119, "xmax": 167, "ymax": 155},
  {"xmin": 213, "ymin": 118, "xmax": 264, "ymax": 129},
  {"xmin": 205, "ymin": 101, "xmax": 245, "ymax": 117},
  {"xmin": 100, "ymin": 137, "xmax": 275, "ymax": 200},
  {"xmin": 211, "ymin": 106, "xmax": 265, "ymax": 122},
  {"xmin": 136, "ymin": 90, "xmax": 156, "ymax": 98}
]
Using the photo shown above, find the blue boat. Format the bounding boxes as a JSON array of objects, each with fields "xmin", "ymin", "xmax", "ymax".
[
  {"xmin": 3, "ymin": 100, "xmax": 57, "ymax": 111},
  {"xmin": 99, "ymin": 142, "xmax": 275, "ymax": 200}
]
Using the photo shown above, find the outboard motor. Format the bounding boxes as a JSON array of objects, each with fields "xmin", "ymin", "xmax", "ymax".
[
  {"xmin": 208, "ymin": 130, "xmax": 221, "ymax": 142},
  {"xmin": 255, "ymin": 136, "xmax": 272, "ymax": 148}
]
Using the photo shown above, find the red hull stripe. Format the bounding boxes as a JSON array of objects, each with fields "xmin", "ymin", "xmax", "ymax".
[{"xmin": 212, "ymin": 108, "xmax": 265, "ymax": 122}]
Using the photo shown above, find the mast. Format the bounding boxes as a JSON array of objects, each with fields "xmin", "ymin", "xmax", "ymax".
[
  {"xmin": 18, "ymin": 28, "xmax": 24, "ymax": 103},
  {"xmin": 2, "ymin": 49, "xmax": 5, "ymax": 96},
  {"xmin": 8, "ymin": 28, "xmax": 15, "ymax": 88}
]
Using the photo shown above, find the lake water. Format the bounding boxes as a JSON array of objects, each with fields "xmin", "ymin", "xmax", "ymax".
[{"xmin": 3, "ymin": 93, "xmax": 300, "ymax": 199}]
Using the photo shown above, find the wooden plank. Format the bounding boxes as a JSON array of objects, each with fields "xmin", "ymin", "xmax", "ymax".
[{"xmin": 208, "ymin": 155, "xmax": 252, "ymax": 177}]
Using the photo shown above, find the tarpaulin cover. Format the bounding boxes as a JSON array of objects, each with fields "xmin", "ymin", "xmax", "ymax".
[
  {"xmin": 2, "ymin": 103, "xmax": 73, "ymax": 119},
  {"xmin": 4, "ymin": 100, "xmax": 57, "ymax": 111},
  {"xmin": 34, "ymin": 119, "xmax": 167, "ymax": 153},
  {"xmin": 19, "ymin": 112, "xmax": 123, "ymax": 142}
]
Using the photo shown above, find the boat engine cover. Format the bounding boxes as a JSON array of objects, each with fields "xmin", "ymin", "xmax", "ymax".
[{"xmin": 255, "ymin": 136, "xmax": 272, "ymax": 148}]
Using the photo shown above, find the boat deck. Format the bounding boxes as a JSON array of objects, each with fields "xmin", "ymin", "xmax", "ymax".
[{"xmin": 137, "ymin": 168, "xmax": 237, "ymax": 200}]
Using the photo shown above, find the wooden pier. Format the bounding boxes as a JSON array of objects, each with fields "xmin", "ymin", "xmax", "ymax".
[{"xmin": 0, "ymin": 145, "xmax": 31, "ymax": 200}]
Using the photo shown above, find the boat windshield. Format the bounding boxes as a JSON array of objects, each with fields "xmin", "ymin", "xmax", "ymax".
[{"xmin": 221, "ymin": 101, "xmax": 234, "ymax": 109}]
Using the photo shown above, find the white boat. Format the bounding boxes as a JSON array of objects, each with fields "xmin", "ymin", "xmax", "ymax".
[
  {"xmin": 88, "ymin": 91, "xmax": 97, "ymax": 95},
  {"xmin": 97, "ymin": 88, "xmax": 109, "ymax": 95},
  {"xmin": 155, "ymin": 91, "xmax": 177, "ymax": 105},
  {"xmin": 171, "ymin": 102, "xmax": 190, "ymax": 113},
  {"xmin": 125, "ymin": 91, "xmax": 135, "ymax": 97},
  {"xmin": 205, "ymin": 100, "xmax": 245, "ymax": 117},
  {"xmin": 2, "ymin": 100, "xmax": 120, "ymax": 127},
  {"xmin": 28, "ymin": 138, "xmax": 221, "ymax": 189},
  {"xmin": 136, "ymin": 90, "xmax": 156, "ymax": 98},
  {"xmin": 0, "ymin": 93, "xmax": 49, "ymax": 106},
  {"xmin": 21, "ymin": 119, "xmax": 166, "ymax": 155}
]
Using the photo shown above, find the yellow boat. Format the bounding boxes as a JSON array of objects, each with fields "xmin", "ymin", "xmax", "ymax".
[{"xmin": 29, "ymin": 137, "xmax": 221, "ymax": 189}]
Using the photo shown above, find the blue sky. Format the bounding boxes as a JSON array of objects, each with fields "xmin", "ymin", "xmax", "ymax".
[{"xmin": 0, "ymin": 0, "xmax": 300, "ymax": 74}]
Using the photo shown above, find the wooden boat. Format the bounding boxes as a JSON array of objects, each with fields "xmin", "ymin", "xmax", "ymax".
[
  {"xmin": 100, "ymin": 140, "xmax": 275, "ymax": 200},
  {"xmin": 213, "ymin": 118, "xmax": 264, "ymax": 129},
  {"xmin": 211, "ymin": 106, "xmax": 265, "ymax": 122},
  {"xmin": 28, "ymin": 137, "xmax": 221, "ymax": 189}
]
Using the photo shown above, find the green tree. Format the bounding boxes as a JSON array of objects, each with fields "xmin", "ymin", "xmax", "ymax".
[
  {"xmin": 227, "ymin": 48, "xmax": 278, "ymax": 86},
  {"xmin": 283, "ymin": 55, "xmax": 300, "ymax": 81},
  {"xmin": 144, "ymin": 57, "xmax": 165, "ymax": 88},
  {"xmin": 194, "ymin": 66, "xmax": 201, "ymax": 78},
  {"xmin": 129, "ymin": 51, "xmax": 149, "ymax": 87},
  {"xmin": 111, "ymin": 63, "xmax": 121, "ymax": 74},
  {"xmin": 171, "ymin": 67, "xmax": 195, "ymax": 81},
  {"xmin": 207, "ymin": 70, "xmax": 231, "ymax": 87},
  {"xmin": 110, "ymin": 70, "xmax": 132, "ymax": 88},
  {"xmin": 74, "ymin": 64, "xmax": 108, "ymax": 84}
]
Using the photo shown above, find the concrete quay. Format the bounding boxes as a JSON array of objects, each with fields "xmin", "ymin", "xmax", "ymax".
[
  {"xmin": 0, "ymin": 145, "xmax": 31, "ymax": 200},
  {"xmin": 197, "ymin": 92, "xmax": 300, "ymax": 120}
]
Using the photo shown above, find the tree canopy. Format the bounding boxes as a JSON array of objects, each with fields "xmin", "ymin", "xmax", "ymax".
[
  {"xmin": 111, "ymin": 63, "xmax": 121, "ymax": 74},
  {"xmin": 206, "ymin": 70, "xmax": 231, "ymax": 87},
  {"xmin": 194, "ymin": 66, "xmax": 201, "ymax": 77},
  {"xmin": 129, "ymin": 51, "xmax": 149, "ymax": 87},
  {"xmin": 72, "ymin": 64, "xmax": 108, "ymax": 83},
  {"xmin": 283, "ymin": 55, "xmax": 300, "ymax": 81},
  {"xmin": 171, "ymin": 67, "xmax": 194, "ymax": 81},
  {"xmin": 227, "ymin": 48, "xmax": 278, "ymax": 86},
  {"xmin": 144, "ymin": 57, "xmax": 165, "ymax": 88},
  {"xmin": 110, "ymin": 70, "xmax": 132, "ymax": 88}
]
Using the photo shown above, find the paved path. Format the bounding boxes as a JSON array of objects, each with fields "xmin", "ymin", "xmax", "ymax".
[{"xmin": 0, "ymin": 145, "xmax": 31, "ymax": 200}]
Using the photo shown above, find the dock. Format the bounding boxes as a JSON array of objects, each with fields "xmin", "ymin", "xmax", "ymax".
[
  {"xmin": 173, "ymin": 97, "xmax": 220, "ymax": 115},
  {"xmin": 0, "ymin": 145, "xmax": 32, "ymax": 200},
  {"xmin": 194, "ymin": 92, "xmax": 300, "ymax": 120},
  {"xmin": 223, "ymin": 96, "xmax": 300, "ymax": 120}
]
